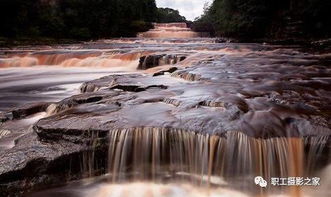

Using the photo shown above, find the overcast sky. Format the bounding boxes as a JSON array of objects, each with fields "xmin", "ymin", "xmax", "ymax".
[{"xmin": 156, "ymin": 0, "xmax": 213, "ymax": 21}]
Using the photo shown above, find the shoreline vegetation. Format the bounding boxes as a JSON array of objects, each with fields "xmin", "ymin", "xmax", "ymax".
[
  {"xmin": 0, "ymin": 0, "xmax": 186, "ymax": 47},
  {"xmin": 193, "ymin": 0, "xmax": 331, "ymax": 40},
  {"xmin": 0, "ymin": 0, "xmax": 158, "ymax": 39}
]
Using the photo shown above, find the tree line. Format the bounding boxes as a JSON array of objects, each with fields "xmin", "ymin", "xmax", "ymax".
[
  {"xmin": 193, "ymin": 0, "xmax": 331, "ymax": 39},
  {"xmin": 0, "ymin": 0, "xmax": 158, "ymax": 39},
  {"xmin": 0, "ymin": 0, "xmax": 188, "ymax": 40},
  {"xmin": 156, "ymin": 8, "xmax": 186, "ymax": 23}
]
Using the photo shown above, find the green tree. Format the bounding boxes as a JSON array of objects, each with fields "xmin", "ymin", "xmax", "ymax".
[
  {"xmin": 0, "ymin": 0, "xmax": 159, "ymax": 39},
  {"xmin": 193, "ymin": 0, "xmax": 331, "ymax": 39},
  {"xmin": 156, "ymin": 8, "xmax": 186, "ymax": 23}
]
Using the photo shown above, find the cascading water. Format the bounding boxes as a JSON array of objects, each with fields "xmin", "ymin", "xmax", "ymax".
[
  {"xmin": 0, "ymin": 51, "xmax": 144, "ymax": 69},
  {"xmin": 1, "ymin": 23, "xmax": 330, "ymax": 197},
  {"xmin": 47, "ymin": 128, "xmax": 329, "ymax": 197},
  {"xmin": 138, "ymin": 23, "xmax": 204, "ymax": 38},
  {"xmin": 103, "ymin": 128, "xmax": 328, "ymax": 196}
]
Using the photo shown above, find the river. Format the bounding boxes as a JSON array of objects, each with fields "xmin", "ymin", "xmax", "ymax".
[{"xmin": 0, "ymin": 23, "xmax": 330, "ymax": 197}]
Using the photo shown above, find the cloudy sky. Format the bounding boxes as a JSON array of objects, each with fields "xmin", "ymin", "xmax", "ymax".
[{"xmin": 156, "ymin": 0, "xmax": 213, "ymax": 21}]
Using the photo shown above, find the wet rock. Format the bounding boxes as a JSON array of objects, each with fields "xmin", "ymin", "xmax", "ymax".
[
  {"xmin": 80, "ymin": 74, "xmax": 143, "ymax": 93},
  {"xmin": 153, "ymin": 67, "xmax": 178, "ymax": 76},
  {"xmin": 0, "ymin": 132, "xmax": 108, "ymax": 196},
  {"xmin": 1, "ymin": 42, "xmax": 331, "ymax": 196},
  {"xmin": 171, "ymin": 70, "xmax": 202, "ymax": 81},
  {"xmin": 138, "ymin": 54, "xmax": 186, "ymax": 70},
  {"xmin": 215, "ymin": 37, "xmax": 238, "ymax": 43},
  {"xmin": 110, "ymin": 84, "xmax": 168, "ymax": 92},
  {"xmin": 53, "ymin": 93, "xmax": 105, "ymax": 114},
  {"xmin": 32, "ymin": 72, "xmax": 331, "ymax": 139},
  {"xmin": 10, "ymin": 103, "xmax": 50, "ymax": 120},
  {"xmin": 0, "ymin": 112, "xmax": 12, "ymax": 123},
  {"xmin": 311, "ymin": 38, "xmax": 331, "ymax": 51},
  {"xmin": 80, "ymin": 83, "xmax": 99, "ymax": 93},
  {"xmin": 45, "ymin": 44, "xmax": 331, "ymax": 139},
  {"xmin": 33, "ymin": 117, "xmax": 114, "ymax": 144},
  {"xmin": 215, "ymin": 38, "xmax": 228, "ymax": 43},
  {"xmin": 138, "ymin": 55, "xmax": 163, "ymax": 70},
  {"xmin": 8, "ymin": 45, "xmax": 328, "ymax": 151}
]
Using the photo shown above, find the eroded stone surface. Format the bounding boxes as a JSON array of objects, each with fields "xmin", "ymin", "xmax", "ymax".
[
  {"xmin": 0, "ymin": 41, "xmax": 331, "ymax": 196},
  {"xmin": 0, "ymin": 130, "xmax": 108, "ymax": 196},
  {"xmin": 138, "ymin": 54, "xmax": 187, "ymax": 70},
  {"xmin": 36, "ymin": 47, "xmax": 331, "ymax": 140}
]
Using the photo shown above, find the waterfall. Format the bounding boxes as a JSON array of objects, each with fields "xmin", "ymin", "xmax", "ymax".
[
  {"xmin": 138, "ymin": 23, "xmax": 201, "ymax": 38},
  {"xmin": 104, "ymin": 127, "xmax": 329, "ymax": 195},
  {"xmin": 0, "ymin": 51, "xmax": 144, "ymax": 69},
  {"xmin": 0, "ymin": 129, "xmax": 11, "ymax": 139}
]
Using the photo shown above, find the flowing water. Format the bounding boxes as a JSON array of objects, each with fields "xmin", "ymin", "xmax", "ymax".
[
  {"xmin": 0, "ymin": 23, "xmax": 330, "ymax": 197},
  {"xmin": 138, "ymin": 23, "xmax": 203, "ymax": 38},
  {"xmin": 0, "ymin": 67, "xmax": 131, "ymax": 112}
]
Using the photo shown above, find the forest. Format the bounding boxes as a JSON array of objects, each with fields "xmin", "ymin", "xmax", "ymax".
[
  {"xmin": 193, "ymin": 0, "xmax": 331, "ymax": 39},
  {"xmin": 0, "ymin": 0, "xmax": 189, "ymax": 41},
  {"xmin": 0, "ymin": 0, "xmax": 158, "ymax": 39},
  {"xmin": 2, "ymin": 0, "xmax": 330, "ymax": 41},
  {"xmin": 156, "ymin": 8, "xmax": 186, "ymax": 23}
]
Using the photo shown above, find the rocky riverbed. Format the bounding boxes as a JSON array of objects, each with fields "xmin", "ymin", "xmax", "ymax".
[{"xmin": 0, "ymin": 31, "xmax": 331, "ymax": 196}]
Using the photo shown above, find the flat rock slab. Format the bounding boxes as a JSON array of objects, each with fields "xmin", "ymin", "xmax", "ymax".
[
  {"xmin": 1, "ymin": 43, "xmax": 331, "ymax": 195},
  {"xmin": 35, "ymin": 47, "xmax": 331, "ymax": 140}
]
